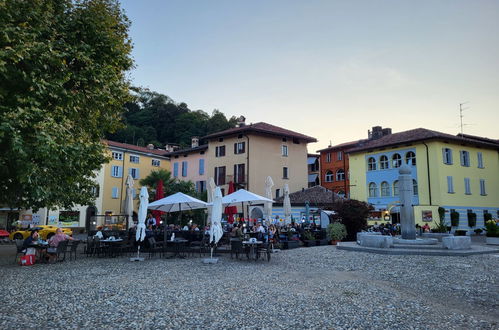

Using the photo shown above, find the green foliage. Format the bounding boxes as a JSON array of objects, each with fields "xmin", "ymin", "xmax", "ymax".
[
  {"xmin": 139, "ymin": 169, "xmax": 199, "ymax": 200},
  {"xmin": 303, "ymin": 231, "xmax": 315, "ymax": 241},
  {"xmin": 332, "ymin": 199, "xmax": 373, "ymax": 240},
  {"xmin": 327, "ymin": 222, "xmax": 347, "ymax": 241},
  {"xmin": 438, "ymin": 207, "xmax": 445, "ymax": 221},
  {"xmin": 485, "ymin": 220, "xmax": 499, "ymax": 238},
  {"xmin": 467, "ymin": 212, "xmax": 477, "ymax": 227},
  {"xmin": 450, "ymin": 211, "xmax": 459, "ymax": 227},
  {"xmin": 106, "ymin": 88, "xmax": 238, "ymax": 147},
  {"xmin": 0, "ymin": 0, "xmax": 133, "ymax": 211},
  {"xmin": 433, "ymin": 207, "xmax": 449, "ymax": 233},
  {"xmin": 484, "ymin": 212, "xmax": 492, "ymax": 222}
]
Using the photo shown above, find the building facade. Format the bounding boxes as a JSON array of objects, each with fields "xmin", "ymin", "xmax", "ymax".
[
  {"xmin": 168, "ymin": 138, "xmax": 208, "ymax": 193},
  {"xmin": 307, "ymin": 154, "xmax": 320, "ymax": 187},
  {"xmin": 349, "ymin": 128, "xmax": 499, "ymax": 230}
]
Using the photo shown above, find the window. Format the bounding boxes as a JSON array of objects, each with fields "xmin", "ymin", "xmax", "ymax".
[
  {"xmin": 151, "ymin": 159, "xmax": 161, "ymax": 167},
  {"xmin": 173, "ymin": 163, "xmax": 179, "ymax": 178},
  {"xmin": 379, "ymin": 155, "xmax": 389, "ymax": 169},
  {"xmin": 181, "ymin": 161, "xmax": 188, "ymax": 177},
  {"xmin": 234, "ymin": 164, "xmax": 245, "ymax": 183},
  {"xmin": 464, "ymin": 178, "xmax": 471, "ymax": 194},
  {"xmin": 405, "ymin": 151, "xmax": 416, "ymax": 166},
  {"xmin": 325, "ymin": 171, "xmax": 333, "ymax": 182},
  {"xmin": 442, "ymin": 148, "xmax": 453, "ymax": 165},
  {"xmin": 368, "ymin": 182, "xmax": 378, "ymax": 197},
  {"xmin": 281, "ymin": 145, "xmax": 288, "ymax": 156},
  {"xmin": 460, "ymin": 150, "xmax": 470, "ymax": 167},
  {"xmin": 129, "ymin": 168, "xmax": 140, "ymax": 179},
  {"xmin": 337, "ymin": 151, "xmax": 343, "ymax": 161},
  {"xmin": 283, "ymin": 167, "xmax": 289, "ymax": 179},
  {"xmin": 480, "ymin": 179, "xmax": 486, "ymax": 196},
  {"xmin": 392, "ymin": 153, "xmax": 402, "ymax": 168},
  {"xmin": 111, "ymin": 165, "xmax": 122, "ymax": 178},
  {"xmin": 275, "ymin": 189, "xmax": 281, "ymax": 199},
  {"xmin": 215, "ymin": 146, "xmax": 226, "ymax": 157},
  {"xmin": 393, "ymin": 180, "xmax": 399, "ymax": 196},
  {"xmin": 111, "ymin": 187, "xmax": 119, "ymax": 199},
  {"xmin": 447, "ymin": 176, "xmax": 454, "ymax": 193},
  {"xmin": 129, "ymin": 155, "xmax": 140, "ymax": 163},
  {"xmin": 234, "ymin": 142, "xmax": 245, "ymax": 154},
  {"xmin": 199, "ymin": 159, "xmax": 204, "ymax": 175},
  {"xmin": 368, "ymin": 157, "xmax": 377, "ymax": 171},
  {"xmin": 336, "ymin": 169, "xmax": 345, "ymax": 181},
  {"xmin": 91, "ymin": 185, "xmax": 100, "ymax": 198},
  {"xmin": 413, "ymin": 179, "xmax": 418, "ymax": 196},
  {"xmin": 477, "ymin": 152, "xmax": 484, "ymax": 168},
  {"xmin": 196, "ymin": 181, "xmax": 206, "ymax": 193},
  {"xmin": 112, "ymin": 152, "xmax": 123, "ymax": 160},
  {"xmin": 214, "ymin": 166, "xmax": 226, "ymax": 185},
  {"xmin": 381, "ymin": 181, "xmax": 390, "ymax": 197},
  {"xmin": 326, "ymin": 153, "xmax": 331, "ymax": 163}
]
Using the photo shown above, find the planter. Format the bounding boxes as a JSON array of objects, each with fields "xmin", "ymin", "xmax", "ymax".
[
  {"xmin": 330, "ymin": 240, "xmax": 339, "ymax": 245},
  {"xmin": 486, "ymin": 237, "xmax": 499, "ymax": 245},
  {"xmin": 282, "ymin": 240, "xmax": 299, "ymax": 250},
  {"xmin": 304, "ymin": 240, "xmax": 315, "ymax": 247},
  {"xmin": 317, "ymin": 239, "xmax": 328, "ymax": 246}
]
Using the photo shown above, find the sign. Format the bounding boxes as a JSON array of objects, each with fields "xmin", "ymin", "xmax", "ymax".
[
  {"xmin": 422, "ymin": 210, "xmax": 433, "ymax": 222},
  {"xmin": 59, "ymin": 211, "xmax": 80, "ymax": 227},
  {"xmin": 48, "ymin": 215, "xmax": 58, "ymax": 225},
  {"xmin": 20, "ymin": 214, "xmax": 32, "ymax": 226}
]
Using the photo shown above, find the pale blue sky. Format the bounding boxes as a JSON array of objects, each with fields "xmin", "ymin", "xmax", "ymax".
[{"xmin": 120, "ymin": 0, "xmax": 499, "ymax": 150}]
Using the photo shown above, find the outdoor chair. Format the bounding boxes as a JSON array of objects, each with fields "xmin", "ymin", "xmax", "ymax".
[
  {"xmin": 67, "ymin": 240, "xmax": 80, "ymax": 260},
  {"xmin": 230, "ymin": 239, "xmax": 243, "ymax": 260},
  {"xmin": 257, "ymin": 242, "xmax": 271, "ymax": 262},
  {"xmin": 147, "ymin": 237, "xmax": 163, "ymax": 258},
  {"xmin": 189, "ymin": 235, "xmax": 208, "ymax": 257},
  {"xmin": 48, "ymin": 240, "xmax": 68, "ymax": 263},
  {"xmin": 85, "ymin": 237, "xmax": 94, "ymax": 257},
  {"xmin": 14, "ymin": 239, "xmax": 25, "ymax": 263}
]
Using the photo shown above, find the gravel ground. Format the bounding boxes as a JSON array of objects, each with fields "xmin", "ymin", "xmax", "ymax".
[{"xmin": 1, "ymin": 245, "xmax": 498, "ymax": 329}]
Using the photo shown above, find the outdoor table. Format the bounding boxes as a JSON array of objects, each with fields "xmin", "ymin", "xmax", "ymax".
[
  {"xmin": 27, "ymin": 242, "xmax": 49, "ymax": 263},
  {"xmin": 242, "ymin": 241, "xmax": 263, "ymax": 260},
  {"xmin": 166, "ymin": 239, "xmax": 188, "ymax": 259},
  {"xmin": 100, "ymin": 239, "xmax": 123, "ymax": 257}
]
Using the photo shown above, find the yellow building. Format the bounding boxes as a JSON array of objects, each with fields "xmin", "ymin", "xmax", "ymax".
[
  {"xmin": 203, "ymin": 121, "xmax": 316, "ymax": 218},
  {"xmin": 349, "ymin": 128, "xmax": 499, "ymax": 230}
]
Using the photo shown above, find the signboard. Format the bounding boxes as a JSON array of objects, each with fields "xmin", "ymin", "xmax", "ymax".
[
  {"xmin": 422, "ymin": 210, "xmax": 433, "ymax": 222},
  {"xmin": 20, "ymin": 214, "xmax": 32, "ymax": 226},
  {"xmin": 59, "ymin": 211, "xmax": 80, "ymax": 227},
  {"xmin": 48, "ymin": 215, "xmax": 58, "ymax": 225}
]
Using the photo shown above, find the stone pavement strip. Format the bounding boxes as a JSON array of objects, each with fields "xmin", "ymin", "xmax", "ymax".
[{"xmin": 0, "ymin": 245, "xmax": 498, "ymax": 329}]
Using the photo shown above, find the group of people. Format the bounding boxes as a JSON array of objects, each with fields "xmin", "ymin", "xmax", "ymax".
[
  {"xmin": 370, "ymin": 222, "xmax": 401, "ymax": 236},
  {"xmin": 22, "ymin": 228, "xmax": 74, "ymax": 263}
]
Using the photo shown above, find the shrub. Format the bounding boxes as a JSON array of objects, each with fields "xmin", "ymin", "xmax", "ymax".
[
  {"xmin": 303, "ymin": 231, "xmax": 315, "ymax": 241},
  {"xmin": 485, "ymin": 220, "xmax": 499, "ymax": 238},
  {"xmin": 433, "ymin": 207, "xmax": 448, "ymax": 233},
  {"xmin": 327, "ymin": 222, "xmax": 347, "ymax": 241},
  {"xmin": 450, "ymin": 211, "xmax": 459, "ymax": 227},
  {"xmin": 332, "ymin": 199, "xmax": 373, "ymax": 240},
  {"xmin": 467, "ymin": 212, "xmax": 477, "ymax": 227},
  {"xmin": 438, "ymin": 207, "xmax": 445, "ymax": 221},
  {"xmin": 484, "ymin": 213, "xmax": 492, "ymax": 222}
]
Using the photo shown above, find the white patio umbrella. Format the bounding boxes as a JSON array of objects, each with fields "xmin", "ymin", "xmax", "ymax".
[
  {"xmin": 148, "ymin": 192, "xmax": 208, "ymax": 212},
  {"xmin": 264, "ymin": 176, "xmax": 274, "ymax": 225},
  {"xmin": 124, "ymin": 174, "xmax": 135, "ymax": 229},
  {"xmin": 207, "ymin": 177, "xmax": 216, "ymax": 226},
  {"xmin": 283, "ymin": 184, "xmax": 292, "ymax": 224},
  {"xmin": 210, "ymin": 187, "xmax": 223, "ymax": 245},
  {"xmin": 136, "ymin": 186, "xmax": 149, "ymax": 242},
  {"xmin": 222, "ymin": 188, "xmax": 273, "ymax": 225}
]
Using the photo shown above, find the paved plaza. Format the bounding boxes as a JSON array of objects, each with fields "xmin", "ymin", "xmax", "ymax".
[{"xmin": 0, "ymin": 245, "xmax": 498, "ymax": 329}]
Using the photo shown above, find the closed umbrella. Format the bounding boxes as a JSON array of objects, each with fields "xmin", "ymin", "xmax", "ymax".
[
  {"xmin": 224, "ymin": 181, "xmax": 237, "ymax": 224},
  {"xmin": 283, "ymin": 184, "xmax": 292, "ymax": 224},
  {"xmin": 205, "ymin": 187, "xmax": 223, "ymax": 263},
  {"xmin": 151, "ymin": 179, "xmax": 165, "ymax": 226},
  {"xmin": 264, "ymin": 176, "xmax": 274, "ymax": 225},
  {"xmin": 131, "ymin": 187, "xmax": 149, "ymax": 262},
  {"xmin": 207, "ymin": 177, "xmax": 216, "ymax": 226},
  {"xmin": 124, "ymin": 174, "xmax": 135, "ymax": 229}
]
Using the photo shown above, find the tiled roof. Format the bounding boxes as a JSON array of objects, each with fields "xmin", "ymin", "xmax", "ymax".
[
  {"xmin": 202, "ymin": 122, "xmax": 317, "ymax": 143},
  {"xmin": 456, "ymin": 133, "xmax": 499, "ymax": 145},
  {"xmin": 103, "ymin": 140, "xmax": 169, "ymax": 157},
  {"xmin": 274, "ymin": 185, "xmax": 344, "ymax": 205},
  {"xmin": 165, "ymin": 144, "xmax": 208, "ymax": 156},
  {"xmin": 316, "ymin": 139, "xmax": 366, "ymax": 153},
  {"xmin": 348, "ymin": 128, "xmax": 499, "ymax": 154}
]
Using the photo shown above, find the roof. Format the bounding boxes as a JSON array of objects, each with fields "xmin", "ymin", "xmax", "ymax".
[
  {"xmin": 165, "ymin": 144, "xmax": 208, "ymax": 156},
  {"xmin": 202, "ymin": 122, "xmax": 317, "ymax": 143},
  {"xmin": 348, "ymin": 128, "xmax": 499, "ymax": 154},
  {"xmin": 316, "ymin": 139, "xmax": 366, "ymax": 153},
  {"xmin": 274, "ymin": 185, "xmax": 344, "ymax": 205},
  {"xmin": 103, "ymin": 140, "xmax": 169, "ymax": 157},
  {"xmin": 456, "ymin": 133, "xmax": 499, "ymax": 145}
]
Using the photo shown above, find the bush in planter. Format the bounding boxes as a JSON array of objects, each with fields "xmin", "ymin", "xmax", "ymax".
[
  {"xmin": 327, "ymin": 222, "xmax": 347, "ymax": 242},
  {"xmin": 303, "ymin": 231, "xmax": 315, "ymax": 245},
  {"xmin": 484, "ymin": 213, "xmax": 492, "ymax": 222},
  {"xmin": 467, "ymin": 212, "xmax": 477, "ymax": 227},
  {"xmin": 450, "ymin": 211, "xmax": 460, "ymax": 227},
  {"xmin": 485, "ymin": 220, "xmax": 499, "ymax": 238},
  {"xmin": 433, "ymin": 207, "xmax": 449, "ymax": 233}
]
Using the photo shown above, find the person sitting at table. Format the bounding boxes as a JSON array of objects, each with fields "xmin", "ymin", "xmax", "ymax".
[
  {"xmin": 49, "ymin": 228, "xmax": 74, "ymax": 247},
  {"xmin": 23, "ymin": 230, "xmax": 39, "ymax": 250},
  {"xmin": 191, "ymin": 223, "xmax": 200, "ymax": 231}
]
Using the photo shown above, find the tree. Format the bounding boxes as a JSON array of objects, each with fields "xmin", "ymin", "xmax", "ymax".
[
  {"xmin": 332, "ymin": 199, "xmax": 373, "ymax": 240},
  {"xmin": 139, "ymin": 169, "xmax": 198, "ymax": 200},
  {"xmin": 0, "ymin": 0, "xmax": 133, "ymax": 211}
]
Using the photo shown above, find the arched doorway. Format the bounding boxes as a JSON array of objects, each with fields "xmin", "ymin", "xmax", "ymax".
[
  {"xmin": 249, "ymin": 206, "xmax": 264, "ymax": 221},
  {"xmin": 85, "ymin": 206, "xmax": 97, "ymax": 232}
]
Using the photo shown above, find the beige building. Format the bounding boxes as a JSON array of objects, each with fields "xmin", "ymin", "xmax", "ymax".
[{"xmin": 203, "ymin": 121, "xmax": 317, "ymax": 203}]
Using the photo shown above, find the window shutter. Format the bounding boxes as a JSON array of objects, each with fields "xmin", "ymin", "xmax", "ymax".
[
  {"xmin": 118, "ymin": 166, "xmax": 122, "ymax": 178},
  {"xmin": 195, "ymin": 181, "xmax": 200, "ymax": 192},
  {"xmin": 112, "ymin": 187, "xmax": 118, "ymax": 198},
  {"xmin": 173, "ymin": 163, "xmax": 178, "ymax": 177},
  {"xmin": 136, "ymin": 169, "xmax": 140, "ymax": 179},
  {"xmin": 199, "ymin": 159, "xmax": 204, "ymax": 175},
  {"xmin": 442, "ymin": 148, "xmax": 446, "ymax": 164}
]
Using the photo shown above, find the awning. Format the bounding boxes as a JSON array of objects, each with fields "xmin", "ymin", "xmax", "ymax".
[
  {"xmin": 307, "ymin": 157, "xmax": 317, "ymax": 165},
  {"xmin": 308, "ymin": 174, "xmax": 318, "ymax": 182}
]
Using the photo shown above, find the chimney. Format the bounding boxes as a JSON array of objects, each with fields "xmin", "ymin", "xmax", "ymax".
[
  {"xmin": 237, "ymin": 115, "xmax": 246, "ymax": 127},
  {"xmin": 147, "ymin": 143, "xmax": 154, "ymax": 150},
  {"xmin": 368, "ymin": 126, "xmax": 384, "ymax": 140},
  {"xmin": 382, "ymin": 128, "xmax": 392, "ymax": 136},
  {"xmin": 191, "ymin": 137, "xmax": 199, "ymax": 148}
]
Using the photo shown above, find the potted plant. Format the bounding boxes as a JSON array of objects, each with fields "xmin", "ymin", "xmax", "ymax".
[
  {"xmin": 327, "ymin": 222, "xmax": 347, "ymax": 245},
  {"xmin": 467, "ymin": 212, "xmax": 477, "ymax": 228},
  {"xmin": 432, "ymin": 207, "xmax": 449, "ymax": 233},
  {"xmin": 485, "ymin": 220, "xmax": 499, "ymax": 245},
  {"xmin": 450, "ymin": 211, "xmax": 459, "ymax": 227},
  {"xmin": 303, "ymin": 231, "xmax": 316, "ymax": 247}
]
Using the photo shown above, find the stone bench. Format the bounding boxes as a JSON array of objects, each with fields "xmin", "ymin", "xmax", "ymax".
[
  {"xmin": 359, "ymin": 234, "xmax": 393, "ymax": 248},
  {"xmin": 442, "ymin": 236, "xmax": 471, "ymax": 250}
]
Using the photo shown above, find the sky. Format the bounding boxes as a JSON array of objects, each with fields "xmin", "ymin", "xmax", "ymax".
[{"xmin": 120, "ymin": 0, "xmax": 499, "ymax": 151}]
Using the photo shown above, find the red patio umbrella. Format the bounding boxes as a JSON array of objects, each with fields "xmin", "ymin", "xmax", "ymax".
[
  {"xmin": 224, "ymin": 181, "xmax": 238, "ymax": 224},
  {"xmin": 152, "ymin": 179, "xmax": 165, "ymax": 226}
]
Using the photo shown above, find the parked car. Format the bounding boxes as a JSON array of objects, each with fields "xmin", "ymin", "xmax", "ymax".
[
  {"xmin": 9, "ymin": 225, "xmax": 73, "ymax": 241},
  {"xmin": 0, "ymin": 230, "xmax": 9, "ymax": 238}
]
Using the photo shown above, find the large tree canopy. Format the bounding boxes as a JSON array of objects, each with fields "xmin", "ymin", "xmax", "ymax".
[{"xmin": 0, "ymin": 0, "xmax": 133, "ymax": 210}]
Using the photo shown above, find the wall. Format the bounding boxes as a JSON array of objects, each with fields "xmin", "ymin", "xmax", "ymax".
[{"xmin": 171, "ymin": 150, "xmax": 207, "ymax": 192}]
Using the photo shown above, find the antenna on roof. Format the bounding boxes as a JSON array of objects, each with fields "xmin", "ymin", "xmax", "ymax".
[{"xmin": 459, "ymin": 102, "xmax": 469, "ymax": 137}]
